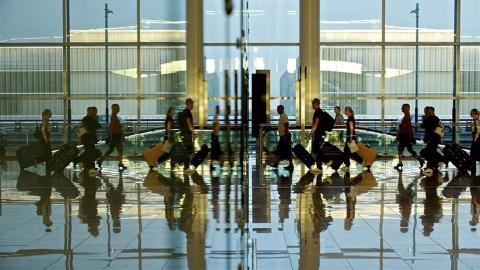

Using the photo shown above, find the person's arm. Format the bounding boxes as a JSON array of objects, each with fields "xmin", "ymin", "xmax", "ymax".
[
  {"xmin": 348, "ymin": 120, "xmax": 354, "ymax": 143},
  {"xmin": 187, "ymin": 117, "xmax": 196, "ymax": 135},
  {"xmin": 166, "ymin": 120, "xmax": 172, "ymax": 141},
  {"xmin": 283, "ymin": 121, "xmax": 289, "ymax": 139},
  {"xmin": 309, "ymin": 117, "xmax": 319, "ymax": 139},
  {"xmin": 41, "ymin": 121, "xmax": 49, "ymax": 142},
  {"xmin": 474, "ymin": 119, "xmax": 480, "ymax": 142}
]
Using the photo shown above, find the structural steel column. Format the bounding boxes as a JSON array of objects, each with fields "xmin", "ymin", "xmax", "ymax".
[{"xmin": 186, "ymin": 0, "xmax": 205, "ymax": 126}]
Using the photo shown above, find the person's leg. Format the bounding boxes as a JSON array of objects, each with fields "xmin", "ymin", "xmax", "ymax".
[{"xmin": 117, "ymin": 139, "xmax": 126, "ymax": 170}]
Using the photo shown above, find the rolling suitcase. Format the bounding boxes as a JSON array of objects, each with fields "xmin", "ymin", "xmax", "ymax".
[
  {"xmin": 355, "ymin": 141, "xmax": 378, "ymax": 169},
  {"xmin": 441, "ymin": 143, "xmax": 472, "ymax": 172},
  {"xmin": 143, "ymin": 141, "xmax": 167, "ymax": 169},
  {"xmin": 47, "ymin": 144, "xmax": 80, "ymax": 172},
  {"xmin": 191, "ymin": 144, "xmax": 210, "ymax": 168},
  {"xmin": 293, "ymin": 144, "xmax": 315, "ymax": 168},
  {"xmin": 15, "ymin": 142, "xmax": 44, "ymax": 169},
  {"xmin": 319, "ymin": 142, "xmax": 344, "ymax": 170}
]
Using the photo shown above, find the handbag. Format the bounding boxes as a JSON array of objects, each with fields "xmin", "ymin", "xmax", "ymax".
[
  {"xmin": 33, "ymin": 125, "xmax": 43, "ymax": 141},
  {"xmin": 347, "ymin": 141, "xmax": 359, "ymax": 153},
  {"xmin": 76, "ymin": 121, "xmax": 89, "ymax": 139},
  {"xmin": 162, "ymin": 140, "xmax": 173, "ymax": 153}
]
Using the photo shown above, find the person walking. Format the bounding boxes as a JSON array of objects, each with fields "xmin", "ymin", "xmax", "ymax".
[
  {"xmin": 78, "ymin": 106, "xmax": 102, "ymax": 176},
  {"xmin": 272, "ymin": 105, "xmax": 294, "ymax": 170},
  {"xmin": 340, "ymin": 106, "xmax": 356, "ymax": 172},
  {"xmin": 35, "ymin": 109, "xmax": 53, "ymax": 166},
  {"xmin": 97, "ymin": 104, "xmax": 127, "ymax": 171},
  {"xmin": 210, "ymin": 105, "xmax": 221, "ymax": 169},
  {"xmin": 394, "ymin": 103, "xmax": 424, "ymax": 170},
  {"xmin": 334, "ymin": 106, "xmax": 345, "ymax": 126},
  {"xmin": 309, "ymin": 98, "xmax": 326, "ymax": 172},
  {"xmin": 179, "ymin": 98, "xmax": 196, "ymax": 172},
  {"xmin": 420, "ymin": 106, "xmax": 445, "ymax": 175},
  {"xmin": 470, "ymin": 108, "xmax": 480, "ymax": 174}
]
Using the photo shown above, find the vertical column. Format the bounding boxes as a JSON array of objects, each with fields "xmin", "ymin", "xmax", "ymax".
[
  {"xmin": 299, "ymin": 0, "xmax": 319, "ymax": 131},
  {"xmin": 186, "ymin": 0, "xmax": 205, "ymax": 126}
]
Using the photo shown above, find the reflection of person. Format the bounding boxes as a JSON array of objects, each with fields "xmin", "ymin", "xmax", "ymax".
[
  {"xmin": 78, "ymin": 171, "xmax": 101, "ymax": 237},
  {"xmin": 210, "ymin": 105, "xmax": 221, "ymax": 169},
  {"xmin": 98, "ymin": 104, "xmax": 127, "ymax": 171},
  {"xmin": 395, "ymin": 171, "xmax": 416, "ymax": 233},
  {"xmin": 272, "ymin": 105, "xmax": 293, "ymax": 170},
  {"xmin": 105, "ymin": 172, "xmax": 125, "ymax": 233},
  {"xmin": 341, "ymin": 106, "xmax": 356, "ymax": 172},
  {"xmin": 35, "ymin": 109, "xmax": 53, "ymax": 165},
  {"xmin": 35, "ymin": 176, "xmax": 53, "ymax": 231},
  {"xmin": 470, "ymin": 108, "xmax": 480, "ymax": 174},
  {"xmin": 178, "ymin": 174, "xmax": 195, "ymax": 239},
  {"xmin": 277, "ymin": 170, "xmax": 292, "ymax": 223},
  {"xmin": 470, "ymin": 176, "xmax": 480, "ymax": 231},
  {"xmin": 394, "ymin": 104, "xmax": 424, "ymax": 170},
  {"xmin": 420, "ymin": 172, "xmax": 443, "ymax": 236},
  {"xmin": 343, "ymin": 172, "xmax": 356, "ymax": 230}
]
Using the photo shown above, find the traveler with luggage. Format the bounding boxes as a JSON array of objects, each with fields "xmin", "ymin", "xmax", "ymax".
[
  {"xmin": 340, "ymin": 106, "xmax": 357, "ymax": 172},
  {"xmin": 35, "ymin": 109, "xmax": 53, "ymax": 166},
  {"xmin": 77, "ymin": 107, "xmax": 102, "ymax": 176},
  {"xmin": 271, "ymin": 105, "xmax": 294, "ymax": 171},
  {"xmin": 420, "ymin": 106, "xmax": 446, "ymax": 175},
  {"xmin": 394, "ymin": 104, "xmax": 424, "ymax": 171},
  {"xmin": 309, "ymin": 98, "xmax": 328, "ymax": 171},
  {"xmin": 97, "ymin": 104, "xmax": 127, "ymax": 171},
  {"xmin": 470, "ymin": 108, "xmax": 480, "ymax": 174},
  {"xmin": 177, "ymin": 98, "xmax": 196, "ymax": 172}
]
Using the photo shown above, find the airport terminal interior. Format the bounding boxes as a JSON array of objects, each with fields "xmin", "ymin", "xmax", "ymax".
[{"xmin": 1, "ymin": 0, "xmax": 480, "ymax": 269}]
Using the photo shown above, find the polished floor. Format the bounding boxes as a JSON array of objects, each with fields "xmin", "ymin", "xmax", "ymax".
[{"xmin": 0, "ymin": 152, "xmax": 479, "ymax": 270}]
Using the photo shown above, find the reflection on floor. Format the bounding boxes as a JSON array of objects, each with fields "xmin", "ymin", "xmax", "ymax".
[{"xmin": 0, "ymin": 156, "xmax": 479, "ymax": 270}]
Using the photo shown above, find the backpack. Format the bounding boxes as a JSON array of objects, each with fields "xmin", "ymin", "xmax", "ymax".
[
  {"xmin": 174, "ymin": 110, "xmax": 185, "ymax": 130},
  {"xmin": 434, "ymin": 120, "xmax": 445, "ymax": 141},
  {"xmin": 322, "ymin": 109, "xmax": 335, "ymax": 132}
]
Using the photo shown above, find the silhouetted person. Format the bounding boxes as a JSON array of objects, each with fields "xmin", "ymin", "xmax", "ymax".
[
  {"xmin": 78, "ymin": 171, "xmax": 101, "ymax": 236},
  {"xmin": 420, "ymin": 172, "xmax": 443, "ymax": 236}
]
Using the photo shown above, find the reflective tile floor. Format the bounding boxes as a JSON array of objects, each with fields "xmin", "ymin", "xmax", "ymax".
[{"xmin": 0, "ymin": 155, "xmax": 479, "ymax": 270}]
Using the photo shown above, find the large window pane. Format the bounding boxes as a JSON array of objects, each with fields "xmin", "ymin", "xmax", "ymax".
[
  {"xmin": 0, "ymin": 0, "xmax": 62, "ymax": 43},
  {"xmin": 204, "ymin": 46, "xmax": 243, "ymax": 119},
  {"xmin": 247, "ymin": 0, "xmax": 299, "ymax": 43},
  {"xmin": 460, "ymin": 0, "xmax": 480, "ymax": 42},
  {"xmin": 320, "ymin": 46, "xmax": 381, "ymax": 99},
  {"xmin": 0, "ymin": 47, "xmax": 63, "ymax": 98},
  {"xmin": 386, "ymin": 0, "xmax": 455, "ymax": 42},
  {"xmin": 70, "ymin": 0, "xmax": 136, "ymax": 43},
  {"xmin": 248, "ymin": 46, "xmax": 298, "ymax": 120},
  {"xmin": 460, "ymin": 47, "xmax": 480, "ymax": 97},
  {"xmin": 140, "ymin": 46, "xmax": 186, "ymax": 98},
  {"xmin": 385, "ymin": 46, "xmax": 454, "ymax": 97},
  {"xmin": 70, "ymin": 47, "xmax": 137, "ymax": 97},
  {"xmin": 140, "ymin": 0, "xmax": 186, "ymax": 42},
  {"xmin": 204, "ymin": 0, "xmax": 242, "ymax": 43},
  {"xmin": 320, "ymin": 0, "xmax": 381, "ymax": 42}
]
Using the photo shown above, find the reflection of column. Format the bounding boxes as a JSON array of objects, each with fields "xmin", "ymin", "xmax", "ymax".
[{"xmin": 296, "ymin": 185, "xmax": 320, "ymax": 269}]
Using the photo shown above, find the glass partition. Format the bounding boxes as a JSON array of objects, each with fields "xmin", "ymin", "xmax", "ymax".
[{"xmin": 385, "ymin": 0, "xmax": 455, "ymax": 42}]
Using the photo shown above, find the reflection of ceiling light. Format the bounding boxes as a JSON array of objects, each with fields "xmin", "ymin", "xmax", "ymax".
[
  {"xmin": 112, "ymin": 68, "xmax": 150, "ymax": 78},
  {"xmin": 206, "ymin": 59, "xmax": 215, "ymax": 74},
  {"xmin": 320, "ymin": 60, "xmax": 362, "ymax": 74},
  {"xmin": 286, "ymin": 10, "xmax": 297, "ymax": 15},
  {"xmin": 160, "ymin": 60, "xmax": 186, "ymax": 75}
]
